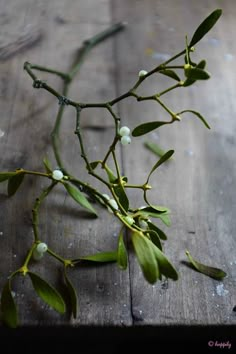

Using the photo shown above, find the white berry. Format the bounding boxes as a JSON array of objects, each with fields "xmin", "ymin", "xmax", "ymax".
[
  {"xmin": 108, "ymin": 199, "xmax": 119, "ymax": 210},
  {"xmin": 119, "ymin": 126, "xmax": 130, "ymax": 137},
  {"xmin": 36, "ymin": 242, "xmax": 48, "ymax": 253},
  {"xmin": 138, "ymin": 70, "xmax": 148, "ymax": 77},
  {"xmin": 121, "ymin": 136, "xmax": 131, "ymax": 146},
  {"xmin": 102, "ymin": 193, "xmax": 110, "ymax": 201},
  {"xmin": 32, "ymin": 249, "xmax": 44, "ymax": 261},
  {"xmin": 52, "ymin": 169, "xmax": 64, "ymax": 181}
]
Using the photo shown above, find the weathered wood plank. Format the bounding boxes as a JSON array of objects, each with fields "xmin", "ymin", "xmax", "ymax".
[
  {"xmin": 112, "ymin": 0, "xmax": 236, "ymax": 325},
  {"xmin": 0, "ymin": 0, "xmax": 132, "ymax": 326}
]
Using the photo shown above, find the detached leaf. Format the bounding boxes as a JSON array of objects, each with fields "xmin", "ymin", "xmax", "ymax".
[
  {"xmin": 185, "ymin": 250, "xmax": 227, "ymax": 280},
  {"xmin": 8, "ymin": 173, "xmax": 25, "ymax": 197},
  {"xmin": 64, "ymin": 182, "xmax": 97, "ymax": 216},
  {"xmin": 74, "ymin": 251, "xmax": 117, "ymax": 263},
  {"xmin": 177, "ymin": 109, "xmax": 210, "ymax": 129},
  {"xmin": 159, "ymin": 69, "xmax": 181, "ymax": 82},
  {"xmin": 132, "ymin": 121, "xmax": 169, "ymax": 137},
  {"xmin": 43, "ymin": 157, "xmax": 52, "ymax": 173},
  {"xmin": 131, "ymin": 232, "xmax": 159, "ymax": 284},
  {"xmin": 189, "ymin": 9, "xmax": 222, "ymax": 47},
  {"xmin": 64, "ymin": 269, "xmax": 78, "ymax": 318},
  {"xmin": 147, "ymin": 222, "xmax": 167, "ymax": 240},
  {"xmin": 153, "ymin": 246, "xmax": 178, "ymax": 280},
  {"xmin": 117, "ymin": 230, "xmax": 128, "ymax": 270},
  {"xmin": 114, "ymin": 185, "xmax": 129, "ymax": 212},
  {"xmin": 0, "ymin": 172, "xmax": 17, "ymax": 183},
  {"xmin": 147, "ymin": 150, "xmax": 174, "ymax": 182},
  {"xmin": 144, "ymin": 141, "xmax": 169, "ymax": 158},
  {"xmin": 1, "ymin": 280, "xmax": 18, "ymax": 328},
  {"xmin": 28, "ymin": 272, "xmax": 66, "ymax": 314}
]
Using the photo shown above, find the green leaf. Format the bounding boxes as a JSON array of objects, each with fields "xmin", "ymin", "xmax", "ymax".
[
  {"xmin": 74, "ymin": 251, "xmax": 118, "ymax": 263},
  {"xmin": 64, "ymin": 269, "xmax": 78, "ymax": 319},
  {"xmin": 147, "ymin": 150, "xmax": 174, "ymax": 182},
  {"xmin": 145, "ymin": 230, "xmax": 162, "ymax": 250},
  {"xmin": 0, "ymin": 172, "xmax": 17, "ymax": 183},
  {"xmin": 1, "ymin": 280, "xmax": 18, "ymax": 328},
  {"xmin": 147, "ymin": 222, "xmax": 167, "ymax": 240},
  {"xmin": 8, "ymin": 173, "xmax": 25, "ymax": 197},
  {"xmin": 117, "ymin": 229, "xmax": 128, "ymax": 270},
  {"xmin": 140, "ymin": 205, "xmax": 170, "ymax": 214},
  {"xmin": 104, "ymin": 164, "xmax": 117, "ymax": 183},
  {"xmin": 153, "ymin": 246, "xmax": 178, "ymax": 280},
  {"xmin": 185, "ymin": 67, "xmax": 210, "ymax": 80},
  {"xmin": 131, "ymin": 232, "xmax": 159, "ymax": 284},
  {"xmin": 177, "ymin": 109, "xmax": 210, "ymax": 129},
  {"xmin": 114, "ymin": 184, "xmax": 129, "ymax": 212},
  {"xmin": 156, "ymin": 212, "xmax": 171, "ymax": 226},
  {"xmin": 189, "ymin": 9, "xmax": 222, "ymax": 47},
  {"xmin": 185, "ymin": 250, "xmax": 227, "ymax": 280},
  {"xmin": 28, "ymin": 272, "xmax": 66, "ymax": 314},
  {"xmin": 64, "ymin": 182, "xmax": 97, "ymax": 216},
  {"xmin": 159, "ymin": 69, "xmax": 180, "ymax": 82},
  {"xmin": 144, "ymin": 141, "xmax": 169, "ymax": 158},
  {"xmin": 43, "ymin": 157, "xmax": 52, "ymax": 173},
  {"xmin": 197, "ymin": 60, "xmax": 207, "ymax": 69},
  {"xmin": 132, "ymin": 121, "xmax": 169, "ymax": 137}
]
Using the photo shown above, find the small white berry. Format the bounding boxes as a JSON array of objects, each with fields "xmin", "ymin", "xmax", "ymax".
[
  {"xmin": 139, "ymin": 220, "xmax": 148, "ymax": 230},
  {"xmin": 108, "ymin": 199, "xmax": 119, "ymax": 210},
  {"xmin": 102, "ymin": 194, "xmax": 110, "ymax": 201},
  {"xmin": 119, "ymin": 126, "xmax": 130, "ymax": 137},
  {"xmin": 32, "ymin": 249, "xmax": 44, "ymax": 261},
  {"xmin": 138, "ymin": 70, "xmax": 148, "ymax": 77},
  {"xmin": 121, "ymin": 136, "xmax": 131, "ymax": 146},
  {"xmin": 52, "ymin": 169, "xmax": 64, "ymax": 181},
  {"xmin": 36, "ymin": 242, "xmax": 48, "ymax": 253}
]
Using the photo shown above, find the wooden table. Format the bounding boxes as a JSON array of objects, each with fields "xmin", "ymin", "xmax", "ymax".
[{"xmin": 0, "ymin": 0, "xmax": 235, "ymax": 345}]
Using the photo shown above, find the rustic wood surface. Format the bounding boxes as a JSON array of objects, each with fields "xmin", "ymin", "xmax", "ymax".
[{"xmin": 0, "ymin": 0, "xmax": 235, "ymax": 329}]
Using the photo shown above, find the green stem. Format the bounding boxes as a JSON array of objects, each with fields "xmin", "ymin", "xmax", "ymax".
[
  {"xmin": 23, "ymin": 170, "xmax": 50, "ymax": 178},
  {"xmin": 32, "ymin": 182, "xmax": 56, "ymax": 242},
  {"xmin": 47, "ymin": 247, "xmax": 69, "ymax": 265},
  {"xmin": 29, "ymin": 64, "xmax": 69, "ymax": 80},
  {"xmin": 157, "ymin": 82, "xmax": 182, "ymax": 97}
]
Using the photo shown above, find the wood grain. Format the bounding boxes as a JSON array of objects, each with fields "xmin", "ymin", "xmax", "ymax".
[{"xmin": 0, "ymin": 0, "xmax": 235, "ymax": 328}]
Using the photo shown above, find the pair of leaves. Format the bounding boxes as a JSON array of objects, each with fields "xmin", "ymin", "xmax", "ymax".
[
  {"xmin": 186, "ymin": 250, "xmax": 226, "ymax": 280},
  {"xmin": 183, "ymin": 60, "xmax": 207, "ymax": 87},
  {"xmin": 1, "ymin": 272, "xmax": 66, "ymax": 328},
  {"xmin": 64, "ymin": 182, "xmax": 97, "ymax": 216},
  {"xmin": 132, "ymin": 232, "xmax": 178, "ymax": 284}
]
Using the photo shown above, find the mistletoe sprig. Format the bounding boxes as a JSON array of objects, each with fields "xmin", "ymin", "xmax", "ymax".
[{"xmin": 0, "ymin": 9, "xmax": 226, "ymax": 328}]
